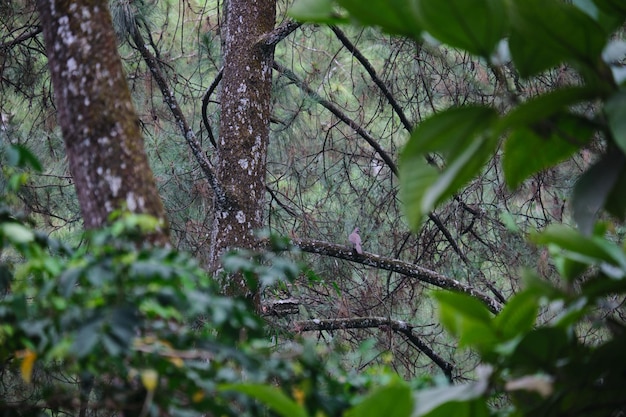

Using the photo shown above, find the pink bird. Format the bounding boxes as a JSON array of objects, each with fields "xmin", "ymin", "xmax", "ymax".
[{"xmin": 349, "ymin": 227, "xmax": 363, "ymax": 255}]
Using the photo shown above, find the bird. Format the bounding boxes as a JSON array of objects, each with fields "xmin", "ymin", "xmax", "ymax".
[{"xmin": 349, "ymin": 227, "xmax": 363, "ymax": 255}]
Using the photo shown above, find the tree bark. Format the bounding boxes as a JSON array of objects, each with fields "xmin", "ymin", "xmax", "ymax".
[
  {"xmin": 36, "ymin": 0, "xmax": 168, "ymax": 245},
  {"xmin": 209, "ymin": 0, "xmax": 276, "ymax": 295}
]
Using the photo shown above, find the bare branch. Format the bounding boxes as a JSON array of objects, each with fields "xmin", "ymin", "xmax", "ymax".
[
  {"xmin": 331, "ymin": 26, "xmax": 413, "ymax": 132},
  {"xmin": 289, "ymin": 237, "xmax": 503, "ymax": 314},
  {"xmin": 131, "ymin": 30, "xmax": 227, "ymax": 209},
  {"xmin": 0, "ymin": 25, "xmax": 42, "ymax": 50},
  {"xmin": 273, "ymin": 61, "xmax": 399, "ymax": 176},
  {"xmin": 201, "ymin": 68, "xmax": 223, "ymax": 148},
  {"xmin": 292, "ymin": 316, "xmax": 453, "ymax": 380},
  {"xmin": 256, "ymin": 20, "xmax": 302, "ymax": 48}
]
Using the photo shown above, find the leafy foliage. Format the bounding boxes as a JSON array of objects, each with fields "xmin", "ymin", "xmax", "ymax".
[{"xmin": 290, "ymin": 0, "xmax": 626, "ymax": 415}]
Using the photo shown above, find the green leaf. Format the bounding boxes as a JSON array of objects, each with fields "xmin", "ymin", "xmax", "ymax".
[
  {"xmin": 500, "ymin": 87, "xmax": 598, "ymax": 129},
  {"xmin": 345, "ymin": 382, "xmax": 412, "ymax": 417},
  {"xmin": 575, "ymin": 0, "xmax": 624, "ymax": 32},
  {"xmin": 6, "ymin": 144, "xmax": 42, "ymax": 171},
  {"xmin": 533, "ymin": 225, "xmax": 626, "ymax": 269},
  {"xmin": 413, "ymin": 372, "xmax": 490, "ymax": 417},
  {"xmin": 1, "ymin": 222, "xmax": 35, "ymax": 245},
  {"xmin": 605, "ymin": 90, "xmax": 626, "ymax": 155},
  {"xmin": 493, "ymin": 290, "xmax": 538, "ymax": 340},
  {"xmin": 593, "ymin": 0, "xmax": 626, "ymax": 18},
  {"xmin": 508, "ymin": 0, "xmax": 606, "ymax": 77},
  {"xmin": 432, "ymin": 291, "xmax": 498, "ymax": 352},
  {"xmin": 289, "ymin": 0, "xmax": 348, "ymax": 24},
  {"xmin": 413, "ymin": 0, "xmax": 506, "ymax": 57},
  {"xmin": 338, "ymin": 0, "xmax": 422, "ymax": 38},
  {"xmin": 219, "ymin": 383, "xmax": 308, "ymax": 417},
  {"xmin": 508, "ymin": 327, "xmax": 570, "ymax": 371},
  {"xmin": 400, "ymin": 106, "xmax": 498, "ymax": 230},
  {"xmin": 572, "ymin": 151, "xmax": 625, "ymax": 235},
  {"xmin": 502, "ymin": 114, "xmax": 595, "ymax": 189}
]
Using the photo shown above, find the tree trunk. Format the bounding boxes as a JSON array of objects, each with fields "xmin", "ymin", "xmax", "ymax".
[
  {"xmin": 36, "ymin": 0, "xmax": 168, "ymax": 245},
  {"xmin": 209, "ymin": 0, "xmax": 276, "ymax": 295}
]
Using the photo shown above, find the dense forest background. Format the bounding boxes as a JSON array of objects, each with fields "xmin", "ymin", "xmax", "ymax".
[{"xmin": 1, "ymin": 0, "xmax": 626, "ymax": 416}]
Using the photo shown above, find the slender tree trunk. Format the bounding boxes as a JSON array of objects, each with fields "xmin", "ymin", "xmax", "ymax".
[
  {"xmin": 36, "ymin": 0, "xmax": 168, "ymax": 245},
  {"xmin": 209, "ymin": 0, "xmax": 276, "ymax": 295}
]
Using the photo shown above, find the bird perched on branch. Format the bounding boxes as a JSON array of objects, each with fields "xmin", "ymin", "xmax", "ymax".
[{"xmin": 349, "ymin": 227, "xmax": 363, "ymax": 255}]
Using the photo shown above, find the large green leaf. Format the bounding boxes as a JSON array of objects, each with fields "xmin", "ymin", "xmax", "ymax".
[
  {"xmin": 338, "ymin": 0, "xmax": 422, "ymax": 38},
  {"xmin": 412, "ymin": 0, "xmax": 506, "ymax": 57},
  {"xmin": 219, "ymin": 383, "xmax": 308, "ymax": 417},
  {"xmin": 400, "ymin": 106, "xmax": 498, "ymax": 230},
  {"xmin": 503, "ymin": 114, "xmax": 595, "ymax": 189},
  {"xmin": 574, "ymin": 0, "xmax": 625, "ymax": 33},
  {"xmin": 500, "ymin": 87, "xmax": 598, "ymax": 128},
  {"xmin": 413, "ymin": 375, "xmax": 490, "ymax": 417},
  {"xmin": 345, "ymin": 382, "xmax": 412, "ymax": 417},
  {"xmin": 493, "ymin": 290, "xmax": 538, "ymax": 341},
  {"xmin": 508, "ymin": 327, "xmax": 570, "ymax": 371},
  {"xmin": 289, "ymin": 0, "xmax": 348, "ymax": 24},
  {"xmin": 605, "ymin": 90, "xmax": 626, "ymax": 155},
  {"xmin": 433, "ymin": 291, "xmax": 498, "ymax": 353},
  {"xmin": 572, "ymin": 152, "xmax": 625, "ymax": 235},
  {"xmin": 532, "ymin": 224, "xmax": 626, "ymax": 276},
  {"xmin": 508, "ymin": 0, "xmax": 606, "ymax": 77},
  {"xmin": 593, "ymin": 0, "xmax": 626, "ymax": 18}
]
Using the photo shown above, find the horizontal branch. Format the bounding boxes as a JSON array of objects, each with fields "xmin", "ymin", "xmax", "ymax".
[
  {"xmin": 292, "ymin": 316, "xmax": 453, "ymax": 381},
  {"xmin": 290, "ymin": 237, "xmax": 502, "ymax": 314}
]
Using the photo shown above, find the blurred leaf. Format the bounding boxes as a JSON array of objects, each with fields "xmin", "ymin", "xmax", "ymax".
[
  {"xmin": 6, "ymin": 144, "xmax": 42, "ymax": 171},
  {"xmin": 500, "ymin": 87, "xmax": 598, "ymax": 129},
  {"xmin": 508, "ymin": 0, "xmax": 606, "ymax": 77},
  {"xmin": 141, "ymin": 369, "xmax": 159, "ymax": 392},
  {"xmin": 339, "ymin": 0, "xmax": 421, "ymax": 37},
  {"xmin": 433, "ymin": 291, "xmax": 498, "ymax": 352},
  {"xmin": 605, "ymin": 91, "xmax": 626, "ymax": 155},
  {"xmin": 1, "ymin": 222, "xmax": 35, "ymax": 244},
  {"xmin": 220, "ymin": 383, "xmax": 308, "ymax": 417},
  {"xmin": 593, "ymin": 0, "xmax": 626, "ymax": 17},
  {"xmin": 289, "ymin": 0, "xmax": 348, "ymax": 24},
  {"xmin": 414, "ymin": 367, "xmax": 491, "ymax": 416},
  {"xmin": 72, "ymin": 316, "xmax": 104, "ymax": 358},
  {"xmin": 503, "ymin": 114, "xmax": 595, "ymax": 189},
  {"xmin": 19, "ymin": 349, "xmax": 37, "ymax": 384},
  {"xmin": 533, "ymin": 225, "xmax": 626, "ymax": 271},
  {"xmin": 572, "ymin": 152, "xmax": 625, "ymax": 235},
  {"xmin": 400, "ymin": 106, "xmax": 498, "ymax": 230},
  {"xmin": 345, "ymin": 382, "xmax": 412, "ymax": 417},
  {"xmin": 413, "ymin": 0, "xmax": 506, "ymax": 57},
  {"xmin": 509, "ymin": 327, "xmax": 570, "ymax": 370},
  {"xmin": 493, "ymin": 290, "xmax": 538, "ymax": 340}
]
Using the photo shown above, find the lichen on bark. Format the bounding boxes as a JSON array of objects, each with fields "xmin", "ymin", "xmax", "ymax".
[
  {"xmin": 36, "ymin": 0, "xmax": 169, "ymax": 245},
  {"xmin": 208, "ymin": 0, "xmax": 277, "ymax": 296}
]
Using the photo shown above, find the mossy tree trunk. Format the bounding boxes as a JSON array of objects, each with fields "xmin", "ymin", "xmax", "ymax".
[
  {"xmin": 36, "ymin": 0, "xmax": 169, "ymax": 245},
  {"xmin": 209, "ymin": 0, "xmax": 276, "ymax": 296}
]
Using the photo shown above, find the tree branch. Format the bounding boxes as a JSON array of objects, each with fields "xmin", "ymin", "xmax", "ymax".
[
  {"xmin": 201, "ymin": 68, "xmax": 222, "ymax": 149},
  {"xmin": 273, "ymin": 60, "xmax": 399, "ymax": 176},
  {"xmin": 256, "ymin": 20, "xmax": 302, "ymax": 48},
  {"xmin": 292, "ymin": 316, "xmax": 453, "ymax": 381},
  {"xmin": 0, "ymin": 25, "xmax": 42, "ymax": 50},
  {"xmin": 330, "ymin": 26, "xmax": 413, "ymax": 132},
  {"xmin": 131, "ymin": 30, "xmax": 227, "ymax": 209},
  {"xmin": 289, "ymin": 237, "xmax": 502, "ymax": 314}
]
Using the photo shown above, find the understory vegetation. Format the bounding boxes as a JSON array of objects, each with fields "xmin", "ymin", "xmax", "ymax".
[{"xmin": 1, "ymin": 0, "xmax": 626, "ymax": 415}]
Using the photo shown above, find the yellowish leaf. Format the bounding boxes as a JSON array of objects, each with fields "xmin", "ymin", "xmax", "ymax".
[
  {"xmin": 19, "ymin": 349, "xmax": 37, "ymax": 384},
  {"xmin": 192, "ymin": 390, "xmax": 205, "ymax": 403},
  {"xmin": 140, "ymin": 369, "xmax": 159, "ymax": 392}
]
